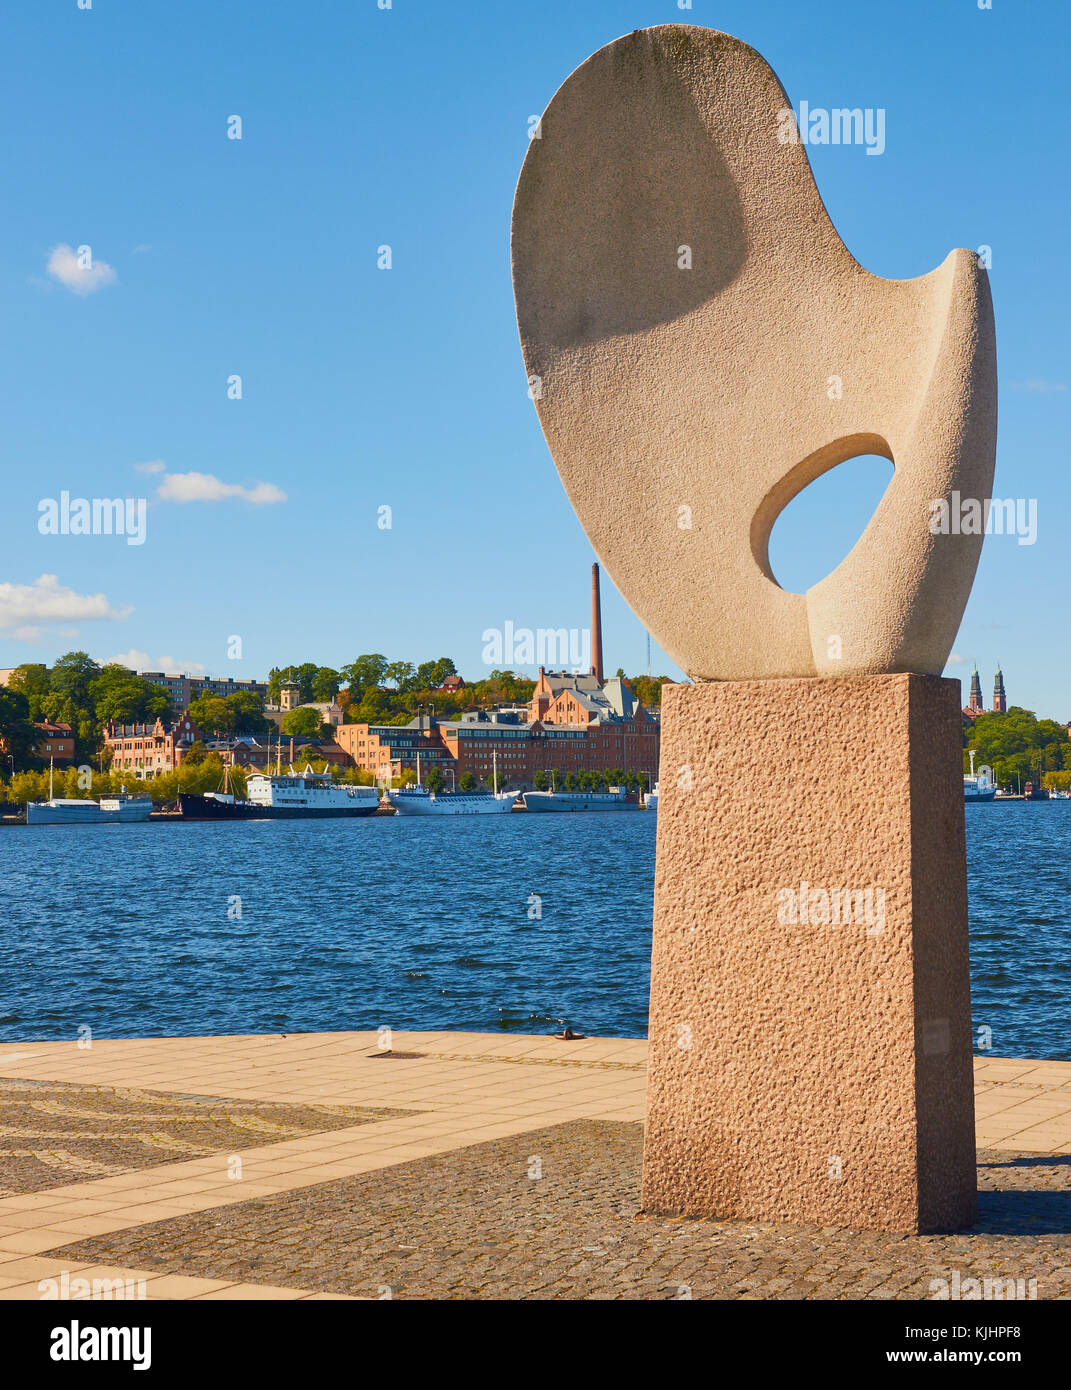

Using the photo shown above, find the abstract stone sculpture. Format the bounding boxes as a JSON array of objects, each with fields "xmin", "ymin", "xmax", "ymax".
[
  {"xmin": 512, "ymin": 25, "xmax": 996, "ymax": 681},
  {"xmin": 512, "ymin": 25, "xmax": 991, "ymax": 1234}
]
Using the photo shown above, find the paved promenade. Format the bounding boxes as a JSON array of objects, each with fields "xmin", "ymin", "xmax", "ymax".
[{"xmin": 0, "ymin": 1033, "xmax": 1068, "ymax": 1299}]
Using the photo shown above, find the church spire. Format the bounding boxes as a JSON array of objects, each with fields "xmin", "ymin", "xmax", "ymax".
[
  {"xmin": 993, "ymin": 664, "xmax": 1006, "ymax": 714},
  {"xmin": 968, "ymin": 665, "xmax": 983, "ymax": 715}
]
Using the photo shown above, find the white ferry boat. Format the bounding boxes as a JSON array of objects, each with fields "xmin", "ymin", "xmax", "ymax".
[
  {"xmin": 964, "ymin": 752, "xmax": 996, "ymax": 804},
  {"xmin": 27, "ymin": 792, "xmax": 153, "ymax": 825},
  {"xmin": 645, "ymin": 782, "xmax": 659, "ymax": 811},
  {"xmin": 178, "ymin": 768, "xmax": 379, "ymax": 820},
  {"xmin": 387, "ymin": 750, "xmax": 516, "ymax": 816},
  {"xmin": 387, "ymin": 786, "xmax": 517, "ymax": 816},
  {"xmin": 522, "ymin": 787, "xmax": 637, "ymax": 813}
]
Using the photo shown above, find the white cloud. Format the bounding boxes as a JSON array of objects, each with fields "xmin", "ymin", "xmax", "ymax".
[
  {"xmin": 46, "ymin": 243, "xmax": 118, "ymax": 296},
  {"xmin": 105, "ymin": 649, "xmax": 151, "ymax": 670},
  {"xmin": 134, "ymin": 459, "xmax": 166, "ymax": 474},
  {"xmin": 0, "ymin": 574, "xmax": 131, "ymax": 631},
  {"xmin": 1011, "ymin": 379, "xmax": 1067, "ymax": 394},
  {"xmin": 156, "ymin": 471, "xmax": 287, "ymax": 505},
  {"xmin": 159, "ymin": 655, "xmax": 208, "ymax": 674},
  {"xmin": 946, "ymin": 653, "xmax": 965, "ymax": 665},
  {"xmin": 105, "ymin": 649, "xmax": 207, "ymax": 675}
]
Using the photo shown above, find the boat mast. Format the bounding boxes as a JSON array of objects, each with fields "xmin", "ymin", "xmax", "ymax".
[
  {"xmin": 493, "ymin": 749, "xmax": 498, "ymax": 795},
  {"xmin": 49, "ymin": 755, "xmax": 54, "ymax": 800},
  {"xmin": 416, "ymin": 751, "xmax": 421, "ymax": 787}
]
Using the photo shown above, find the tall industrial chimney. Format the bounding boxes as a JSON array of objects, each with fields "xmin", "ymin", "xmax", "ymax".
[{"xmin": 591, "ymin": 562, "xmax": 605, "ymax": 684}]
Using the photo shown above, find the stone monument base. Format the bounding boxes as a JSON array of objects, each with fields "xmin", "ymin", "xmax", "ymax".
[{"xmin": 641, "ymin": 674, "xmax": 976, "ymax": 1233}]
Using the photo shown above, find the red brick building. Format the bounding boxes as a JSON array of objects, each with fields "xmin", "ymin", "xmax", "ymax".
[
  {"xmin": 333, "ymin": 669, "xmax": 660, "ymax": 787},
  {"xmin": 104, "ymin": 714, "xmax": 201, "ymax": 778}
]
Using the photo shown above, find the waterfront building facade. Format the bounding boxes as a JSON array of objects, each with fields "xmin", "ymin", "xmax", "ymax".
[
  {"xmin": 333, "ymin": 669, "xmax": 660, "ymax": 787},
  {"xmin": 105, "ymin": 714, "xmax": 201, "ymax": 777}
]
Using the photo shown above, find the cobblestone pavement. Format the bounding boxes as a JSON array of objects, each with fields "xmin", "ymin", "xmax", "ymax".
[
  {"xmin": 0, "ymin": 1077, "xmax": 406, "ymax": 1196},
  {"xmin": 50, "ymin": 1121, "xmax": 1071, "ymax": 1300}
]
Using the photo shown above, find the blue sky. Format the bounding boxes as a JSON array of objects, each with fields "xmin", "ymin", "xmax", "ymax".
[{"xmin": 1, "ymin": 0, "xmax": 1067, "ymax": 716}]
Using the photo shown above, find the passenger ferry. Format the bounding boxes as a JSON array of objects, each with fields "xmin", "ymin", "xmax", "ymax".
[
  {"xmin": 387, "ymin": 749, "xmax": 517, "ymax": 816},
  {"xmin": 645, "ymin": 782, "xmax": 659, "ymax": 811},
  {"xmin": 387, "ymin": 786, "xmax": 517, "ymax": 816},
  {"xmin": 178, "ymin": 767, "xmax": 379, "ymax": 820},
  {"xmin": 964, "ymin": 751, "xmax": 996, "ymax": 804},
  {"xmin": 522, "ymin": 787, "xmax": 637, "ymax": 813}
]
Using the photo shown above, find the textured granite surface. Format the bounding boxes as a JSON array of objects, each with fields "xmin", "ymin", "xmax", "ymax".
[{"xmin": 643, "ymin": 675, "xmax": 976, "ymax": 1232}]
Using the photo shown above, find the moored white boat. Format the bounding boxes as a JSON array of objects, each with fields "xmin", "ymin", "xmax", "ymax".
[
  {"xmin": 523, "ymin": 788, "xmax": 637, "ymax": 813},
  {"xmin": 964, "ymin": 751, "xmax": 996, "ymax": 803},
  {"xmin": 387, "ymin": 749, "xmax": 517, "ymax": 816},
  {"xmin": 26, "ymin": 757, "xmax": 153, "ymax": 825},
  {"xmin": 387, "ymin": 786, "xmax": 517, "ymax": 816},
  {"xmin": 180, "ymin": 766, "xmax": 379, "ymax": 819},
  {"xmin": 645, "ymin": 782, "xmax": 659, "ymax": 811},
  {"xmin": 27, "ymin": 793, "xmax": 153, "ymax": 825}
]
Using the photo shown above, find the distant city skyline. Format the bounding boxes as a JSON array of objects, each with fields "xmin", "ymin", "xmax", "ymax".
[{"xmin": 1, "ymin": 1, "xmax": 1067, "ymax": 714}]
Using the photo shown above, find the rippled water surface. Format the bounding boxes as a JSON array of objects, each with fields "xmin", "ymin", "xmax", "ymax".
[{"xmin": 0, "ymin": 805, "xmax": 1067, "ymax": 1056}]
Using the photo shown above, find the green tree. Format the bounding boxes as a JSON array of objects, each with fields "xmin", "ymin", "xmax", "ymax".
[
  {"xmin": 413, "ymin": 661, "xmax": 438, "ymax": 692},
  {"xmin": 7, "ymin": 664, "xmax": 50, "ymax": 720},
  {"xmin": 312, "ymin": 667, "xmax": 340, "ymax": 702},
  {"xmin": 532, "ymin": 769, "xmax": 548, "ymax": 791},
  {"xmin": 49, "ymin": 651, "xmax": 100, "ymax": 710},
  {"xmin": 89, "ymin": 667, "xmax": 172, "ymax": 725},
  {"xmin": 385, "ymin": 661, "xmax": 415, "ymax": 693},
  {"xmin": 225, "ymin": 691, "xmax": 269, "ymax": 734},
  {"xmin": 282, "ymin": 707, "xmax": 324, "ymax": 738},
  {"xmin": 187, "ymin": 694, "xmax": 233, "ymax": 736},
  {"xmin": 458, "ymin": 771, "xmax": 477, "ymax": 792},
  {"xmin": 424, "ymin": 766, "xmax": 445, "ymax": 793},
  {"xmin": 0, "ymin": 686, "xmax": 36, "ymax": 768},
  {"xmin": 339, "ymin": 655, "xmax": 388, "ymax": 702},
  {"xmin": 430, "ymin": 657, "xmax": 457, "ymax": 688}
]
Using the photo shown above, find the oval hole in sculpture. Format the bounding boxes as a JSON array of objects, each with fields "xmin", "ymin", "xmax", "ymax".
[{"xmin": 766, "ymin": 454, "xmax": 894, "ymax": 595}]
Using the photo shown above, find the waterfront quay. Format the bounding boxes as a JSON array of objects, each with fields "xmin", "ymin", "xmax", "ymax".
[{"xmin": 0, "ymin": 1032, "xmax": 1067, "ymax": 1301}]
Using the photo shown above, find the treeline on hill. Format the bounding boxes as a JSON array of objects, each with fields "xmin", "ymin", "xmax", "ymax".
[
  {"xmin": 1, "ymin": 653, "xmax": 173, "ymax": 763},
  {"xmin": 266, "ymin": 655, "xmax": 666, "ymax": 727},
  {"xmin": 0, "ymin": 650, "xmax": 669, "ymax": 788},
  {"xmin": 966, "ymin": 707, "xmax": 1071, "ymax": 788}
]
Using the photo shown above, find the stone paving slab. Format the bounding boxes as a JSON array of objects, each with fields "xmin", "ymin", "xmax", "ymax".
[
  {"xmin": 0, "ymin": 1075, "xmax": 408, "ymax": 1195},
  {"xmin": 0, "ymin": 1034, "xmax": 1068, "ymax": 1299},
  {"xmin": 44, "ymin": 1121, "xmax": 1071, "ymax": 1301}
]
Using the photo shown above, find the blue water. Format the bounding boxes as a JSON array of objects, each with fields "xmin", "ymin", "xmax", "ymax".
[{"xmin": 0, "ymin": 806, "xmax": 1067, "ymax": 1057}]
